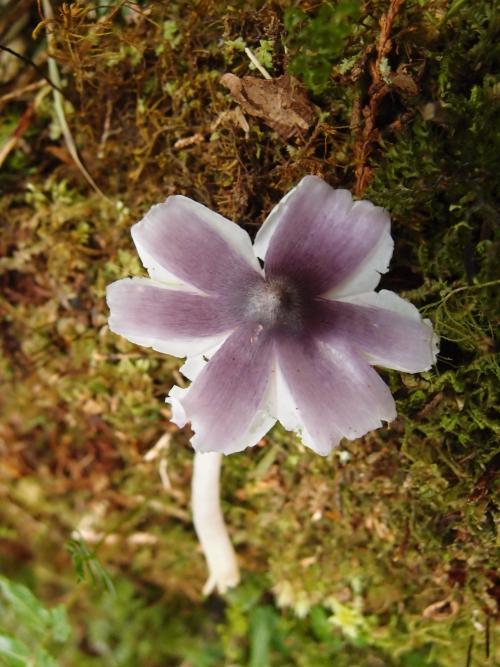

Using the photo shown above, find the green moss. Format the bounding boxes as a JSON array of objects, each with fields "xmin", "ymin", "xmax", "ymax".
[
  {"xmin": 1, "ymin": 0, "xmax": 498, "ymax": 665},
  {"xmin": 284, "ymin": 1, "xmax": 362, "ymax": 94}
]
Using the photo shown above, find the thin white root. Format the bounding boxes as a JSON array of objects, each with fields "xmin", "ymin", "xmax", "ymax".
[
  {"xmin": 192, "ymin": 451, "xmax": 240, "ymax": 595},
  {"xmin": 244, "ymin": 47, "xmax": 272, "ymax": 80}
]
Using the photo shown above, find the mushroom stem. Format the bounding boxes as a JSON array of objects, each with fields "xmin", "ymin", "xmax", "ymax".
[{"xmin": 192, "ymin": 451, "xmax": 240, "ymax": 595}]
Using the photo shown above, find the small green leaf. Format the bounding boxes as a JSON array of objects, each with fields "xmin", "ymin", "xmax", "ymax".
[
  {"xmin": 48, "ymin": 606, "xmax": 71, "ymax": 643},
  {"xmin": 66, "ymin": 538, "xmax": 115, "ymax": 594},
  {"xmin": 162, "ymin": 20, "xmax": 181, "ymax": 48},
  {"xmin": 0, "ymin": 577, "xmax": 49, "ymax": 638},
  {"xmin": 34, "ymin": 648, "xmax": 58, "ymax": 667},
  {"xmin": 0, "ymin": 634, "xmax": 29, "ymax": 667},
  {"xmin": 249, "ymin": 606, "xmax": 275, "ymax": 667}
]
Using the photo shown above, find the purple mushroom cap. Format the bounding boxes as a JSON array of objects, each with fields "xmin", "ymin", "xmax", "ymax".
[{"xmin": 107, "ymin": 176, "xmax": 438, "ymax": 455}]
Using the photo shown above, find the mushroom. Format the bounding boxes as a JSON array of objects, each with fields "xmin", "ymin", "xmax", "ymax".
[{"xmin": 106, "ymin": 176, "xmax": 438, "ymax": 592}]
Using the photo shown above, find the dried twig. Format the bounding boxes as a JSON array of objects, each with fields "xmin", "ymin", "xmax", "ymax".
[
  {"xmin": 353, "ymin": 0, "xmax": 405, "ymax": 195},
  {"xmin": 0, "ymin": 104, "xmax": 34, "ymax": 167},
  {"xmin": 173, "ymin": 133, "xmax": 205, "ymax": 150},
  {"xmin": 0, "ymin": 43, "xmax": 67, "ymax": 97},
  {"xmin": 0, "ymin": 79, "xmax": 45, "ymax": 104}
]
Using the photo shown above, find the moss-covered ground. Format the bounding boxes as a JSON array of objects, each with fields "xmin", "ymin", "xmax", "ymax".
[{"xmin": 0, "ymin": 1, "xmax": 498, "ymax": 665}]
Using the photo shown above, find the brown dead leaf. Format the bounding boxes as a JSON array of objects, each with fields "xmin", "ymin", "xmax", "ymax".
[
  {"xmin": 422, "ymin": 597, "xmax": 459, "ymax": 621},
  {"xmin": 45, "ymin": 145, "xmax": 76, "ymax": 168},
  {"xmin": 389, "ymin": 71, "xmax": 419, "ymax": 96},
  {"xmin": 220, "ymin": 73, "xmax": 316, "ymax": 139}
]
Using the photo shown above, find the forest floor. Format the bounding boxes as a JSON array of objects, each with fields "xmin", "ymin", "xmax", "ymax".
[{"xmin": 0, "ymin": 1, "xmax": 498, "ymax": 665}]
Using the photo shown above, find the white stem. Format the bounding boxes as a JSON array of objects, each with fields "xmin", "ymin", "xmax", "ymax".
[{"xmin": 192, "ymin": 451, "xmax": 240, "ymax": 595}]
